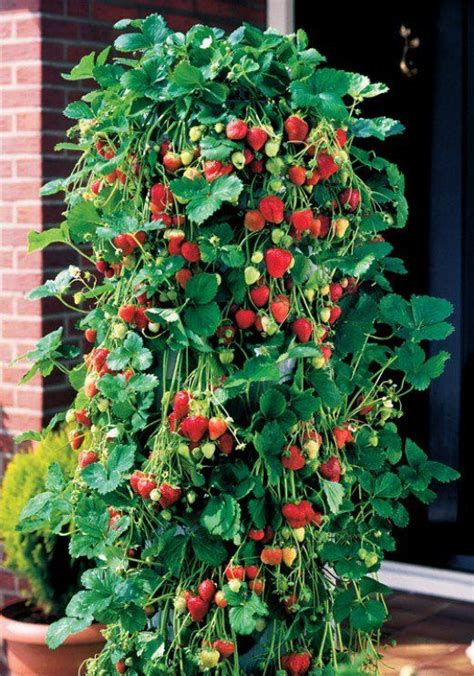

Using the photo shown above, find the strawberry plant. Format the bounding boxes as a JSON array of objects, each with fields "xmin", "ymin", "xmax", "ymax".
[{"xmin": 17, "ymin": 15, "xmax": 459, "ymax": 675}]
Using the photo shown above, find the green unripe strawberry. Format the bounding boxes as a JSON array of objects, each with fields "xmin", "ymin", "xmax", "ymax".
[
  {"xmin": 281, "ymin": 527, "xmax": 292, "ymax": 540},
  {"xmin": 189, "ymin": 126, "xmax": 202, "ymax": 142},
  {"xmin": 177, "ymin": 443, "xmax": 191, "ymax": 460},
  {"xmin": 186, "ymin": 490, "xmax": 197, "ymax": 504},
  {"xmin": 201, "ymin": 442, "xmax": 216, "ymax": 459},
  {"xmin": 149, "ymin": 488, "xmax": 161, "ymax": 502},
  {"xmin": 292, "ymin": 527, "xmax": 305, "ymax": 542},
  {"xmin": 244, "ymin": 266, "xmax": 260, "ymax": 285},
  {"xmin": 368, "ymin": 434, "xmax": 379, "ymax": 447},
  {"xmin": 148, "ymin": 322, "xmax": 161, "ymax": 333},
  {"xmin": 214, "ymin": 122, "xmax": 224, "ymax": 133},
  {"xmin": 219, "ymin": 349, "xmax": 234, "ymax": 364},
  {"xmin": 65, "ymin": 409, "xmax": 76, "ymax": 423},
  {"xmin": 228, "ymin": 578, "xmax": 242, "ymax": 593},
  {"xmin": 265, "ymin": 140, "xmax": 280, "ymax": 157},
  {"xmin": 113, "ymin": 323, "xmax": 127, "ymax": 339},
  {"xmin": 251, "ymin": 251, "xmax": 263, "ymax": 264},
  {"xmin": 269, "ymin": 179, "xmax": 283, "ymax": 192},
  {"xmin": 358, "ymin": 548, "xmax": 368, "ymax": 560},
  {"xmin": 73, "ymin": 292, "xmax": 83, "ymax": 305},
  {"xmin": 123, "ymin": 255, "xmax": 136, "ymax": 270},
  {"xmin": 271, "ymin": 228, "xmax": 284, "ymax": 244},
  {"xmin": 266, "ymin": 158, "xmax": 285, "ymax": 175},
  {"xmin": 281, "ymin": 235, "xmax": 293, "ymax": 249},
  {"xmin": 255, "ymin": 618, "xmax": 267, "ymax": 632},
  {"xmin": 161, "ymin": 509, "xmax": 172, "ymax": 521},
  {"xmin": 365, "ymin": 552, "xmax": 378, "ymax": 567},
  {"xmin": 192, "ymin": 447, "xmax": 203, "ymax": 460},
  {"xmin": 180, "ymin": 149, "xmax": 194, "ymax": 166},
  {"xmin": 231, "ymin": 151, "xmax": 246, "ymax": 169},
  {"xmin": 320, "ymin": 307, "xmax": 331, "ymax": 323},
  {"xmin": 261, "ymin": 315, "xmax": 278, "ymax": 336},
  {"xmin": 304, "ymin": 288, "xmax": 315, "ymax": 302},
  {"xmin": 97, "ymin": 398, "xmax": 109, "ymax": 413}
]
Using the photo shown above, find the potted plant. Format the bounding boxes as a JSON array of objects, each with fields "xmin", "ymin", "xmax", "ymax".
[
  {"xmin": 0, "ymin": 425, "xmax": 104, "ymax": 675},
  {"xmin": 14, "ymin": 15, "xmax": 459, "ymax": 674}
]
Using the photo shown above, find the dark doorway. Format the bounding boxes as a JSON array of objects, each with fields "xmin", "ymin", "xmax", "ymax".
[{"xmin": 296, "ymin": 0, "xmax": 474, "ymax": 572}]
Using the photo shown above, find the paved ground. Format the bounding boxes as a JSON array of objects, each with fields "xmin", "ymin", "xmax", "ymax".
[{"xmin": 380, "ymin": 591, "xmax": 474, "ymax": 674}]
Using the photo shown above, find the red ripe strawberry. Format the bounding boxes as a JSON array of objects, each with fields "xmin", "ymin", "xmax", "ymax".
[
  {"xmin": 333, "ymin": 424, "xmax": 353, "ymax": 449},
  {"xmin": 134, "ymin": 307, "xmax": 147, "ymax": 330},
  {"xmin": 214, "ymin": 591, "xmax": 227, "ymax": 608},
  {"xmin": 248, "ymin": 528, "xmax": 265, "ymax": 541},
  {"xmin": 198, "ymin": 579, "xmax": 217, "ymax": 603},
  {"xmin": 92, "ymin": 347, "xmax": 109, "ymax": 371},
  {"xmin": 281, "ymin": 652, "xmax": 311, "ymax": 675},
  {"xmin": 243, "ymin": 148, "xmax": 254, "ymax": 165},
  {"xmin": 288, "ymin": 166, "xmax": 306, "ymax": 186},
  {"xmin": 235, "ymin": 309, "xmax": 256, "ymax": 330},
  {"xmin": 173, "ymin": 390, "xmax": 191, "ymax": 419},
  {"xmin": 265, "ymin": 249, "xmax": 293, "ymax": 278},
  {"xmin": 180, "ymin": 415, "xmax": 209, "ymax": 443},
  {"xmin": 246, "ymin": 126, "xmax": 268, "ymax": 151},
  {"xmin": 319, "ymin": 456, "xmax": 341, "ymax": 482},
  {"xmin": 335, "ymin": 128, "xmax": 347, "ymax": 146},
  {"xmin": 181, "ymin": 242, "xmax": 201, "ymax": 263},
  {"xmin": 84, "ymin": 329, "xmax": 97, "ymax": 344},
  {"xmin": 284, "ymin": 115, "xmax": 309, "ymax": 142},
  {"xmin": 158, "ymin": 482, "xmax": 182, "ymax": 508},
  {"xmin": 123, "ymin": 368, "xmax": 134, "ymax": 382},
  {"xmin": 137, "ymin": 475, "xmax": 157, "ymax": 499},
  {"xmin": 113, "ymin": 234, "xmax": 135, "ymax": 256},
  {"xmin": 290, "ymin": 209, "xmax": 313, "ymax": 233},
  {"xmin": 291, "ymin": 318, "xmax": 313, "ymax": 343},
  {"xmin": 339, "ymin": 187, "xmax": 360, "ymax": 211},
  {"xmin": 85, "ymin": 380, "xmax": 98, "ymax": 398},
  {"xmin": 129, "ymin": 470, "xmax": 145, "ymax": 494},
  {"xmin": 281, "ymin": 445, "xmax": 306, "ymax": 471},
  {"xmin": 208, "ymin": 417, "xmax": 228, "ymax": 440},
  {"xmin": 249, "ymin": 579, "xmax": 265, "ymax": 595},
  {"xmin": 314, "ymin": 214, "xmax": 331, "ymax": 238},
  {"xmin": 244, "ymin": 210, "xmax": 265, "ymax": 232},
  {"xmin": 250, "ymin": 285, "xmax": 270, "ymax": 308},
  {"xmin": 329, "ymin": 306, "xmax": 342, "ymax": 324},
  {"xmin": 330, "ymin": 283, "xmax": 344, "ymax": 302},
  {"xmin": 306, "ymin": 170, "xmax": 320, "ymax": 186},
  {"xmin": 115, "ymin": 660, "xmax": 127, "ymax": 674},
  {"xmin": 91, "ymin": 179, "xmax": 102, "ymax": 195},
  {"xmin": 218, "ymin": 432, "xmax": 234, "ymax": 455},
  {"xmin": 168, "ymin": 235, "xmax": 184, "ymax": 256},
  {"xmin": 281, "ymin": 501, "xmax": 320, "ymax": 529},
  {"xmin": 260, "ymin": 547, "xmax": 282, "ymax": 566},
  {"xmin": 270, "ymin": 294, "xmax": 290, "ymax": 323},
  {"xmin": 203, "ymin": 160, "xmax": 232, "ymax": 181},
  {"xmin": 212, "ymin": 640, "xmax": 235, "ymax": 660},
  {"xmin": 258, "ymin": 196, "xmax": 285, "ymax": 224},
  {"xmin": 216, "ymin": 324, "xmax": 236, "ymax": 345},
  {"xmin": 250, "ymin": 159, "xmax": 264, "ymax": 174},
  {"xmin": 186, "ymin": 595, "xmax": 209, "ymax": 622},
  {"xmin": 226, "ymin": 118, "xmax": 248, "ymax": 140},
  {"xmin": 261, "ymin": 525, "xmax": 274, "ymax": 544},
  {"xmin": 317, "ymin": 153, "xmax": 339, "ymax": 180},
  {"xmin": 150, "ymin": 183, "xmax": 173, "ymax": 210},
  {"xmin": 320, "ymin": 344, "xmax": 332, "ymax": 363},
  {"xmin": 75, "ymin": 409, "xmax": 91, "ymax": 428},
  {"xmin": 163, "ymin": 152, "xmax": 182, "ymax": 173},
  {"xmin": 245, "ymin": 565, "xmax": 259, "ymax": 579},
  {"xmin": 284, "ymin": 594, "xmax": 298, "ymax": 614},
  {"xmin": 118, "ymin": 304, "xmax": 136, "ymax": 323},
  {"xmin": 95, "ymin": 260, "xmax": 108, "ymax": 274},
  {"xmin": 175, "ymin": 268, "xmax": 192, "ymax": 288},
  {"xmin": 225, "ymin": 564, "xmax": 245, "ymax": 581},
  {"xmin": 78, "ymin": 450, "xmax": 98, "ymax": 468},
  {"xmin": 69, "ymin": 429, "xmax": 84, "ymax": 450}
]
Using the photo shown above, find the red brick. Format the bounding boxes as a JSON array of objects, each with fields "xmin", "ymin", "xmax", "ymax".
[
  {"xmin": 0, "ymin": 87, "xmax": 42, "ymax": 109},
  {"xmin": 14, "ymin": 247, "xmax": 42, "ymax": 269},
  {"xmin": 1, "ymin": 411, "xmax": 43, "ymax": 433},
  {"xmin": 1, "ymin": 180, "xmax": 42, "ymax": 202},
  {"xmin": 16, "ymin": 204, "xmax": 42, "ymax": 224},
  {"xmin": 0, "ymin": 66, "xmax": 12, "ymax": 85},
  {"xmin": 2, "ymin": 0, "xmax": 40, "ymax": 9},
  {"xmin": 42, "ymin": 18, "xmax": 80, "ymax": 40},
  {"xmin": 15, "ymin": 388, "xmax": 43, "ymax": 409},
  {"xmin": 0, "ymin": 204, "xmax": 14, "ymax": 223},
  {"xmin": 15, "ymin": 17, "xmax": 42, "ymax": 39},
  {"xmin": 0, "ymin": 113, "xmax": 13, "ymax": 132},
  {"xmin": 0, "ymin": 21, "xmax": 13, "ymax": 39},
  {"xmin": 15, "ymin": 110, "xmax": 41, "ymax": 132},
  {"xmin": 16, "ymin": 63, "xmax": 42, "ymax": 85},
  {"xmin": 0, "ymin": 161, "xmax": 13, "ymax": 178},
  {"xmin": 0, "ymin": 387, "xmax": 15, "ymax": 407},
  {"xmin": 16, "ymin": 157, "xmax": 42, "ymax": 178},
  {"xmin": 1, "ymin": 136, "xmax": 42, "ymax": 155},
  {"xmin": 66, "ymin": 0, "xmax": 90, "ymax": 17},
  {"xmin": 0, "ymin": 41, "xmax": 41, "ymax": 62},
  {"xmin": 90, "ymin": 2, "xmax": 140, "ymax": 23},
  {"xmin": 1, "ymin": 271, "xmax": 43, "ymax": 292}
]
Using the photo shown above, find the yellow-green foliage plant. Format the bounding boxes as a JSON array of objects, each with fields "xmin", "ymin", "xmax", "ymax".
[{"xmin": 0, "ymin": 425, "xmax": 84, "ymax": 617}]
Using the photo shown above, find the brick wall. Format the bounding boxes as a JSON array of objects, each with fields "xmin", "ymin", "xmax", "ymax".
[{"xmin": 0, "ymin": 0, "xmax": 266, "ymax": 613}]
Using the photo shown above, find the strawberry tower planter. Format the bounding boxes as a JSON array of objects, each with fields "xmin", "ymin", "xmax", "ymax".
[{"xmin": 16, "ymin": 15, "xmax": 458, "ymax": 676}]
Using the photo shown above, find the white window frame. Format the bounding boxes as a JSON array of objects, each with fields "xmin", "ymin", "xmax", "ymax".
[{"xmin": 267, "ymin": 0, "xmax": 294, "ymax": 32}]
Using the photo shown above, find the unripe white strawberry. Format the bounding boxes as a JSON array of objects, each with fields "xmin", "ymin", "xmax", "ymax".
[
  {"xmin": 292, "ymin": 527, "xmax": 305, "ymax": 542},
  {"xmin": 228, "ymin": 578, "xmax": 242, "ymax": 593}
]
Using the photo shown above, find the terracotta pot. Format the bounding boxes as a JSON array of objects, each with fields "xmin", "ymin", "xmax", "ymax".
[{"xmin": 0, "ymin": 601, "xmax": 105, "ymax": 676}]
